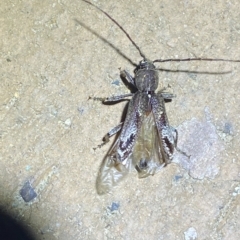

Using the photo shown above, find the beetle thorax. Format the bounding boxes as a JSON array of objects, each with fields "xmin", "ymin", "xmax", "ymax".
[{"xmin": 135, "ymin": 60, "xmax": 159, "ymax": 92}]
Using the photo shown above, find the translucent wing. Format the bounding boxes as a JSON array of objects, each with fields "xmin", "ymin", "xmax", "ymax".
[
  {"xmin": 96, "ymin": 138, "xmax": 131, "ymax": 195},
  {"xmin": 132, "ymin": 111, "xmax": 166, "ymax": 178}
]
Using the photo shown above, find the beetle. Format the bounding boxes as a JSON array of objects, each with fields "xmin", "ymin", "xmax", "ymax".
[{"xmin": 81, "ymin": 0, "xmax": 240, "ymax": 194}]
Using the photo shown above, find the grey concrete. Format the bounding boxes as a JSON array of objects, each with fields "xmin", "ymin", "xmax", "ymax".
[{"xmin": 1, "ymin": 0, "xmax": 240, "ymax": 239}]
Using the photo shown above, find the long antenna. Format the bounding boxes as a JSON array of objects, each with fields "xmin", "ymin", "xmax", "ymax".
[
  {"xmin": 82, "ymin": 0, "xmax": 146, "ymax": 60},
  {"xmin": 154, "ymin": 57, "xmax": 240, "ymax": 63}
]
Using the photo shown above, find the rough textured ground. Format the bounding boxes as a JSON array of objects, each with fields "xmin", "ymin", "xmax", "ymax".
[{"xmin": 1, "ymin": 0, "xmax": 240, "ymax": 239}]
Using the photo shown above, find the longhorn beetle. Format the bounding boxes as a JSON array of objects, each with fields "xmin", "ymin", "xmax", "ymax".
[{"xmin": 81, "ymin": 0, "xmax": 240, "ymax": 194}]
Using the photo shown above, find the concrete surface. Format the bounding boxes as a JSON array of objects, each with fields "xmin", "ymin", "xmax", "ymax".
[{"xmin": 1, "ymin": 0, "xmax": 240, "ymax": 239}]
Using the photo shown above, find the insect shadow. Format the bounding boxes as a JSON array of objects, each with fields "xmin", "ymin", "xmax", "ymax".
[
  {"xmin": 79, "ymin": 0, "xmax": 240, "ymax": 194},
  {"xmin": 74, "ymin": 19, "xmax": 233, "ymax": 75}
]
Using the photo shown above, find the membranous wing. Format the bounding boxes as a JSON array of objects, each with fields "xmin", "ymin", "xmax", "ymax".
[
  {"xmin": 96, "ymin": 138, "xmax": 131, "ymax": 195},
  {"xmin": 96, "ymin": 93, "xmax": 147, "ymax": 194},
  {"xmin": 132, "ymin": 111, "xmax": 166, "ymax": 178}
]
